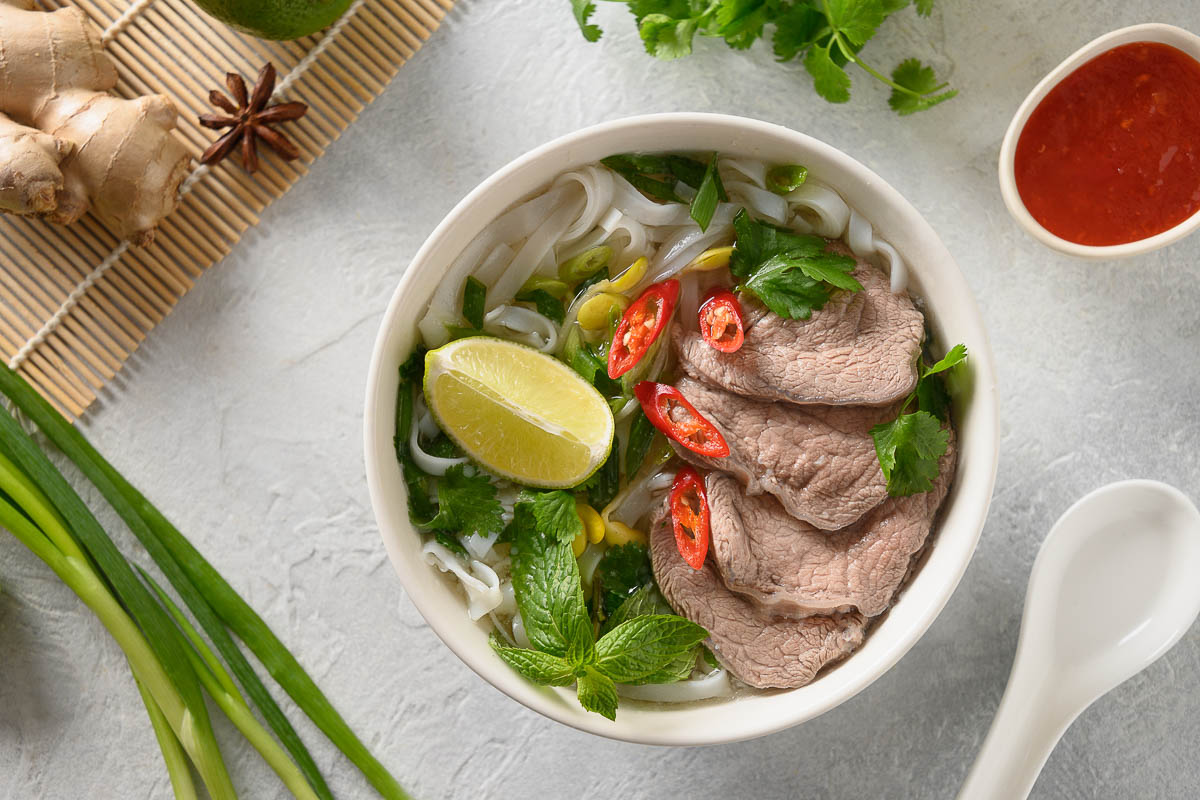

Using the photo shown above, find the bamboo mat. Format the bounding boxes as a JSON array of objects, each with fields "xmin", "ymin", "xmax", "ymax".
[{"xmin": 0, "ymin": 0, "xmax": 453, "ymax": 419}]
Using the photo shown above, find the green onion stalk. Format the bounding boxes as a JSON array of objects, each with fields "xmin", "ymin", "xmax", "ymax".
[{"xmin": 0, "ymin": 363, "xmax": 410, "ymax": 800}]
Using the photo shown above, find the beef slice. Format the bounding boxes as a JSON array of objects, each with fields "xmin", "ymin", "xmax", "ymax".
[
  {"xmin": 671, "ymin": 376, "xmax": 897, "ymax": 530},
  {"xmin": 708, "ymin": 428, "xmax": 956, "ymax": 618},
  {"xmin": 674, "ymin": 255, "xmax": 924, "ymax": 406},
  {"xmin": 650, "ymin": 505, "xmax": 866, "ymax": 690}
]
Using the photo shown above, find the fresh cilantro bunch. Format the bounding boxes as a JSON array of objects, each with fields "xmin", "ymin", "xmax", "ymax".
[
  {"xmin": 871, "ymin": 344, "xmax": 966, "ymax": 495},
  {"xmin": 729, "ymin": 209, "xmax": 863, "ymax": 319},
  {"xmin": 569, "ymin": 0, "xmax": 955, "ymax": 114},
  {"xmin": 493, "ymin": 493, "xmax": 709, "ymax": 720}
]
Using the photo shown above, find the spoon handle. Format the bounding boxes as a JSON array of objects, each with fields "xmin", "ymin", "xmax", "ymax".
[{"xmin": 958, "ymin": 669, "xmax": 1076, "ymax": 800}]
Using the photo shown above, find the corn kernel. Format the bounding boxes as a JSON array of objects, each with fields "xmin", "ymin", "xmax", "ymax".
[
  {"xmin": 604, "ymin": 520, "xmax": 647, "ymax": 547},
  {"xmin": 572, "ymin": 531, "xmax": 587, "ymax": 558},
  {"xmin": 609, "ymin": 257, "xmax": 648, "ymax": 293},
  {"xmin": 578, "ymin": 292, "xmax": 629, "ymax": 331},
  {"xmin": 577, "ymin": 502, "xmax": 605, "ymax": 544},
  {"xmin": 684, "ymin": 246, "xmax": 733, "ymax": 272}
]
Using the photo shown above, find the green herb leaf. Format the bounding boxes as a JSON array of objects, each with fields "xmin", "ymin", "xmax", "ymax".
[
  {"xmin": 795, "ymin": 254, "xmax": 863, "ymax": 291},
  {"xmin": 871, "ymin": 410, "xmax": 949, "ymax": 496},
  {"xmin": 771, "ymin": 2, "xmax": 827, "ymax": 61},
  {"xmin": 625, "ymin": 407, "xmax": 656, "ymax": 477},
  {"xmin": 570, "ymin": 0, "xmax": 602, "ymax": 42},
  {"xmin": 516, "ymin": 288, "xmax": 566, "ymax": 324},
  {"xmin": 889, "ymin": 58, "xmax": 957, "ymax": 115},
  {"xmin": 766, "ymin": 164, "xmax": 809, "ymax": 194},
  {"xmin": 825, "ymin": 0, "xmax": 887, "ymax": 46},
  {"xmin": 804, "ymin": 45, "xmax": 852, "ymax": 103},
  {"xmin": 916, "ymin": 343, "xmax": 966, "ymax": 420},
  {"xmin": 689, "ymin": 152, "xmax": 725, "ymax": 232},
  {"xmin": 521, "ymin": 490, "xmax": 584, "ymax": 544},
  {"xmin": 490, "ymin": 638, "xmax": 578, "ymax": 686},
  {"xmin": 601, "ymin": 584, "xmax": 672, "ymax": 635},
  {"xmin": 628, "ymin": 648, "xmax": 698, "ymax": 684},
  {"xmin": 915, "ymin": 0, "xmax": 935, "ymax": 16},
  {"xmin": 417, "ymin": 465, "xmax": 504, "ymax": 539},
  {"xmin": 595, "ymin": 542, "xmax": 654, "ymax": 617},
  {"xmin": 729, "ymin": 209, "xmax": 827, "ymax": 279},
  {"xmin": 462, "ymin": 276, "xmax": 486, "ymax": 330},
  {"xmin": 594, "ymin": 614, "xmax": 709, "ymax": 683},
  {"xmin": 714, "ymin": 0, "xmax": 770, "ymax": 49},
  {"xmin": 922, "ymin": 343, "xmax": 968, "ymax": 378},
  {"xmin": 576, "ymin": 667, "xmax": 619, "ymax": 720},
  {"xmin": 639, "ymin": 13, "xmax": 700, "ymax": 60},
  {"xmin": 741, "ymin": 253, "xmax": 854, "ymax": 320},
  {"xmin": 581, "ymin": 439, "xmax": 621, "ymax": 509},
  {"xmin": 434, "ymin": 531, "xmax": 469, "ymax": 558},
  {"xmin": 510, "ymin": 512, "xmax": 595, "ymax": 664}
]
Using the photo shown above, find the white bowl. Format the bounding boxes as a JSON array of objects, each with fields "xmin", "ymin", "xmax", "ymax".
[
  {"xmin": 364, "ymin": 113, "xmax": 999, "ymax": 745},
  {"xmin": 998, "ymin": 23, "xmax": 1200, "ymax": 259}
]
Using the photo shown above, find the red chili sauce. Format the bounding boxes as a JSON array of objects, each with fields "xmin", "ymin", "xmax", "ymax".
[{"xmin": 1014, "ymin": 41, "xmax": 1200, "ymax": 246}]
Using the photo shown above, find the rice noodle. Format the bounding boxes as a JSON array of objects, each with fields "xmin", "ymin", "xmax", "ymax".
[
  {"xmin": 410, "ymin": 399, "xmax": 468, "ymax": 476},
  {"xmin": 612, "ymin": 174, "xmax": 695, "ymax": 227},
  {"xmin": 720, "ymin": 157, "xmax": 767, "ymax": 188},
  {"xmin": 419, "ymin": 185, "xmax": 573, "ymax": 347},
  {"xmin": 725, "ymin": 180, "xmax": 787, "ymax": 224},
  {"xmin": 604, "ymin": 468, "xmax": 675, "ymax": 529},
  {"xmin": 483, "ymin": 305, "xmax": 558, "ymax": 352},
  {"xmin": 421, "ymin": 541, "xmax": 503, "ymax": 620},
  {"xmin": 489, "ymin": 188, "xmax": 586, "ymax": 307},
  {"xmin": 511, "ymin": 613, "xmax": 531, "ymax": 648},
  {"xmin": 554, "ymin": 166, "xmax": 615, "ymax": 247},
  {"xmin": 617, "ymin": 667, "xmax": 733, "ymax": 702},
  {"xmin": 647, "ymin": 220, "xmax": 734, "ymax": 284},
  {"xmin": 787, "ymin": 181, "xmax": 850, "ymax": 238}
]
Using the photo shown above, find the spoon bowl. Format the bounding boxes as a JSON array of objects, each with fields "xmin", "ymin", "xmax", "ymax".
[{"xmin": 959, "ymin": 480, "xmax": 1200, "ymax": 799}]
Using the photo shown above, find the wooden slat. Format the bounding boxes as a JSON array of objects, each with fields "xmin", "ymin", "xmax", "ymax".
[{"xmin": 1, "ymin": 0, "xmax": 451, "ymax": 417}]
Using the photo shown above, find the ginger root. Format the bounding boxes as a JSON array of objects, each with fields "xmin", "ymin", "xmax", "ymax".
[{"xmin": 0, "ymin": 0, "xmax": 190, "ymax": 245}]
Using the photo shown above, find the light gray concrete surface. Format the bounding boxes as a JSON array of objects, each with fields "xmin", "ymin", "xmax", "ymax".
[{"xmin": 3, "ymin": 1, "xmax": 1200, "ymax": 797}]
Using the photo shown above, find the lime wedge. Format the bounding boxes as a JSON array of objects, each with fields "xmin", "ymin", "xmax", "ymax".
[{"xmin": 423, "ymin": 338, "xmax": 614, "ymax": 488}]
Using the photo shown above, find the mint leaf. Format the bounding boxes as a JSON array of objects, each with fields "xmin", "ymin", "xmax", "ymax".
[
  {"xmin": 417, "ymin": 465, "xmax": 504, "ymax": 539},
  {"xmin": 628, "ymin": 648, "xmax": 698, "ymax": 684},
  {"xmin": 577, "ymin": 667, "xmax": 619, "ymax": 720},
  {"xmin": 889, "ymin": 58, "xmax": 957, "ymax": 115},
  {"xmin": 871, "ymin": 410, "xmax": 949, "ymax": 496},
  {"xmin": 825, "ymin": 0, "xmax": 887, "ymax": 46},
  {"xmin": 522, "ymin": 490, "xmax": 583, "ymax": 544},
  {"xmin": 804, "ymin": 45, "xmax": 852, "ymax": 103},
  {"xmin": 729, "ymin": 209, "xmax": 827, "ymax": 279},
  {"xmin": 640, "ymin": 13, "xmax": 700, "ymax": 60},
  {"xmin": 595, "ymin": 543, "xmax": 654, "ymax": 617},
  {"xmin": 601, "ymin": 584, "xmax": 672, "ymax": 635},
  {"xmin": 570, "ymin": 0, "xmax": 602, "ymax": 42},
  {"xmin": 510, "ymin": 511, "xmax": 595, "ymax": 663},
  {"xmin": 490, "ymin": 638, "xmax": 578, "ymax": 686},
  {"xmin": 594, "ymin": 614, "xmax": 709, "ymax": 683},
  {"xmin": 689, "ymin": 152, "xmax": 724, "ymax": 231}
]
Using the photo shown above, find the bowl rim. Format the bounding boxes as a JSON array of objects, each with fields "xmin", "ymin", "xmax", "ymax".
[
  {"xmin": 364, "ymin": 112, "xmax": 1000, "ymax": 745},
  {"xmin": 997, "ymin": 22, "xmax": 1200, "ymax": 260}
]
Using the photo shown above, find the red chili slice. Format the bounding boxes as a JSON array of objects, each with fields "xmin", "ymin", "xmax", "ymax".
[
  {"xmin": 698, "ymin": 288, "xmax": 744, "ymax": 353},
  {"xmin": 633, "ymin": 381, "xmax": 730, "ymax": 458},
  {"xmin": 607, "ymin": 279, "xmax": 680, "ymax": 379},
  {"xmin": 670, "ymin": 466, "xmax": 710, "ymax": 570}
]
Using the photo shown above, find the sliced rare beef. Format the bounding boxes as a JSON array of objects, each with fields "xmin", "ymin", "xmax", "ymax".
[
  {"xmin": 673, "ymin": 255, "xmax": 924, "ymax": 406},
  {"xmin": 671, "ymin": 376, "xmax": 897, "ymax": 530},
  {"xmin": 707, "ymin": 429, "xmax": 956, "ymax": 618},
  {"xmin": 650, "ymin": 505, "xmax": 866, "ymax": 689}
]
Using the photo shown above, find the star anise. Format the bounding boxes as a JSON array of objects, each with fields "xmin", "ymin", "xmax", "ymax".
[{"xmin": 199, "ymin": 63, "xmax": 308, "ymax": 174}]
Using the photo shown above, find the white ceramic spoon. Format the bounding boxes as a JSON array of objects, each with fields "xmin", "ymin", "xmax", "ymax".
[{"xmin": 959, "ymin": 480, "xmax": 1200, "ymax": 800}]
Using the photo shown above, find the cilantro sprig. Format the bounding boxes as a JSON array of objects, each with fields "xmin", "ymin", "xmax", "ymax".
[
  {"xmin": 870, "ymin": 344, "xmax": 967, "ymax": 496},
  {"xmin": 730, "ymin": 209, "xmax": 862, "ymax": 320},
  {"xmin": 493, "ymin": 499, "xmax": 708, "ymax": 720},
  {"xmin": 568, "ymin": 1, "xmax": 955, "ymax": 115}
]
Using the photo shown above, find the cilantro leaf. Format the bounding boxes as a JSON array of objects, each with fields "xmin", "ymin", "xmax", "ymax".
[
  {"xmin": 714, "ymin": 0, "xmax": 771, "ymax": 50},
  {"xmin": 871, "ymin": 410, "xmax": 949, "ymax": 496},
  {"xmin": 640, "ymin": 13, "xmax": 701, "ymax": 60},
  {"xmin": 417, "ymin": 465, "xmax": 504, "ymax": 539},
  {"xmin": 516, "ymin": 288, "xmax": 565, "ymax": 324},
  {"xmin": 434, "ymin": 531, "xmax": 468, "ymax": 558},
  {"xmin": 729, "ymin": 209, "xmax": 827, "ymax": 279},
  {"xmin": 889, "ymin": 58, "xmax": 957, "ymax": 115},
  {"xmin": 595, "ymin": 542, "xmax": 654, "ymax": 617},
  {"xmin": 594, "ymin": 614, "xmax": 708, "ymax": 683},
  {"xmin": 916, "ymin": 343, "xmax": 967, "ymax": 420},
  {"xmin": 741, "ymin": 252, "xmax": 859, "ymax": 319},
  {"xmin": 577, "ymin": 667, "xmax": 619, "ymax": 720},
  {"xmin": 521, "ymin": 490, "xmax": 583, "ymax": 544},
  {"xmin": 570, "ymin": 0, "xmax": 602, "ymax": 42},
  {"xmin": 914, "ymin": 0, "xmax": 935, "ymax": 15},
  {"xmin": 923, "ymin": 343, "xmax": 968, "ymax": 378},
  {"xmin": 824, "ymin": 0, "xmax": 887, "ymax": 47},
  {"xmin": 689, "ymin": 152, "xmax": 725, "ymax": 231},
  {"xmin": 771, "ymin": 2, "xmax": 826, "ymax": 61},
  {"xmin": 490, "ymin": 638, "xmax": 578, "ymax": 686},
  {"xmin": 804, "ymin": 45, "xmax": 852, "ymax": 103},
  {"xmin": 510, "ymin": 510, "xmax": 595, "ymax": 664}
]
